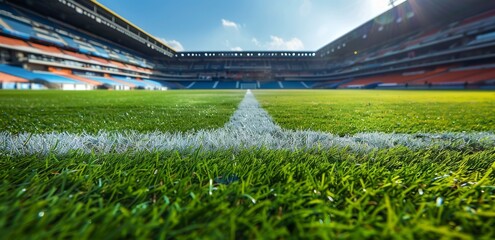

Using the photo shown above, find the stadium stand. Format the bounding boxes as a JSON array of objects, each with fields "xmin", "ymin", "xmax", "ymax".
[
  {"xmin": 0, "ymin": 71, "xmax": 33, "ymax": 89},
  {"xmin": 215, "ymin": 81, "xmax": 238, "ymax": 89},
  {"xmin": 0, "ymin": 1, "xmax": 158, "ymax": 78},
  {"xmin": 282, "ymin": 81, "xmax": 309, "ymax": 89},
  {"xmin": 188, "ymin": 81, "xmax": 216, "ymax": 89},
  {"xmin": 259, "ymin": 81, "xmax": 282, "ymax": 89},
  {"xmin": 82, "ymin": 75, "xmax": 130, "ymax": 90},
  {"xmin": 111, "ymin": 75, "xmax": 166, "ymax": 90},
  {"xmin": 0, "ymin": 64, "xmax": 93, "ymax": 90},
  {"xmin": 1, "ymin": 0, "xmax": 495, "ymax": 90}
]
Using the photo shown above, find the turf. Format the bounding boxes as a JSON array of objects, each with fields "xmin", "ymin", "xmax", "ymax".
[
  {"xmin": 0, "ymin": 90, "xmax": 244, "ymax": 134},
  {"xmin": 1, "ymin": 148, "xmax": 494, "ymax": 239},
  {"xmin": 255, "ymin": 90, "xmax": 495, "ymax": 135},
  {"xmin": 2, "ymin": 89, "xmax": 495, "ymax": 239}
]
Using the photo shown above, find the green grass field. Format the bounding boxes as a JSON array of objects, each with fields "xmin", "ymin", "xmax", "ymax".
[
  {"xmin": 0, "ymin": 90, "xmax": 244, "ymax": 133},
  {"xmin": 256, "ymin": 90, "xmax": 495, "ymax": 135},
  {"xmin": 1, "ymin": 90, "xmax": 495, "ymax": 239},
  {"xmin": 2, "ymin": 149, "xmax": 494, "ymax": 239}
]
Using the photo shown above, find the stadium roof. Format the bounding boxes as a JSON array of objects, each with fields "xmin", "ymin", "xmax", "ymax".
[
  {"xmin": 89, "ymin": 0, "xmax": 176, "ymax": 52},
  {"xmin": 11, "ymin": 0, "xmax": 176, "ymax": 58}
]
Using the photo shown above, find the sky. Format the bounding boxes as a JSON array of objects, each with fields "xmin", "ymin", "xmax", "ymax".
[{"xmin": 97, "ymin": 0, "xmax": 407, "ymax": 52}]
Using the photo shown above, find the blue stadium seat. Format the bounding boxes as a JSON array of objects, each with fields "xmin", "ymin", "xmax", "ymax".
[
  {"xmin": 174, "ymin": 81, "xmax": 194, "ymax": 89},
  {"xmin": 112, "ymin": 75, "xmax": 154, "ymax": 89},
  {"xmin": 58, "ymin": 35, "xmax": 79, "ymax": 49},
  {"xmin": 0, "ymin": 64, "xmax": 82, "ymax": 84},
  {"xmin": 143, "ymin": 79, "xmax": 164, "ymax": 87},
  {"xmin": 302, "ymin": 81, "xmax": 315, "ymax": 88},
  {"xmin": 0, "ymin": 4, "xmax": 150, "ymax": 69},
  {"xmin": 470, "ymin": 31, "xmax": 495, "ymax": 45},
  {"xmin": 282, "ymin": 81, "xmax": 306, "ymax": 89},
  {"xmin": 0, "ymin": 16, "xmax": 34, "ymax": 39},
  {"xmin": 83, "ymin": 75, "xmax": 123, "ymax": 86},
  {"xmin": 32, "ymin": 31, "xmax": 66, "ymax": 47},
  {"xmin": 32, "ymin": 71, "xmax": 84, "ymax": 84},
  {"xmin": 189, "ymin": 81, "xmax": 216, "ymax": 89},
  {"xmin": 155, "ymin": 81, "xmax": 184, "ymax": 89},
  {"xmin": 92, "ymin": 45, "xmax": 110, "ymax": 58},
  {"xmin": 215, "ymin": 81, "xmax": 238, "ymax": 89},
  {"xmin": 260, "ymin": 81, "xmax": 281, "ymax": 89}
]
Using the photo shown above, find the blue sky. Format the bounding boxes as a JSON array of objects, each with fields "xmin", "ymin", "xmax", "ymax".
[{"xmin": 97, "ymin": 0, "xmax": 406, "ymax": 52}]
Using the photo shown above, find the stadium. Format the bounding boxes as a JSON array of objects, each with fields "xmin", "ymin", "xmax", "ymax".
[
  {"xmin": 1, "ymin": 0, "xmax": 495, "ymax": 239},
  {"xmin": 0, "ymin": 0, "xmax": 494, "ymax": 90}
]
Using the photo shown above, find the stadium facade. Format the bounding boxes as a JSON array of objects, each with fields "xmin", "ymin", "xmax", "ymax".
[{"xmin": 0, "ymin": 0, "xmax": 495, "ymax": 90}]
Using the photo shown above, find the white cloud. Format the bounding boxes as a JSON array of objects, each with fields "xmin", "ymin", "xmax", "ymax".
[
  {"xmin": 252, "ymin": 38, "xmax": 261, "ymax": 47},
  {"xmin": 221, "ymin": 19, "xmax": 240, "ymax": 30},
  {"xmin": 231, "ymin": 46, "xmax": 243, "ymax": 51},
  {"xmin": 299, "ymin": 0, "xmax": 312, "ymax": 16},
  {"xmin": 159, "ymin": 38, "xmax": 184, "ymax": 51},
  {"xmin": 267, "ymin": 36, "xmax": 305, "ymax": 50}
]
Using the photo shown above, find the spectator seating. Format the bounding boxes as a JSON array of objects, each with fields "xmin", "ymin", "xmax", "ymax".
[
  {"xmin": 0, "ymin": 64, "xmax": 80, "ymax": 84},
  {"xmin": 282, "ymin": 81, "xmax": 308, "ymax": 89},
  {"xmin": 215, "ymin": 81, "xmax": 238, "ymax": 89},
  {"xmin": 188, "ymin": 81, "xmax": 216, "ymax": 89},
  {"xmin": 0, "ymin": 3, "xmax": 152, "ymax": 70},
  {"xmin": 339, "ymin": 66, "xmax": 495, "ymax": 88},
  {"xmin": 0, "ymin": 71, "xmax": 28, "ymax": 83},
  {"xmin": 259, "ymin": 81, "xmax": 282, "ymax": 89}
]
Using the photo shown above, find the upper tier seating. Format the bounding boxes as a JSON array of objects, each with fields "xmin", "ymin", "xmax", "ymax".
[
  {"xmin": 0, "ymin": 3, "xmax": 152, "ymax": 69},
  {"xmin": 0, "ymin": 34, "xmax": 153, "ymax": 79}
]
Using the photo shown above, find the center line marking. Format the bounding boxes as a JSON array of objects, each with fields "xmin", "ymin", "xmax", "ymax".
[{"xmin": 1, "ymin": 90, "xmax": 495, "ymax": 156}]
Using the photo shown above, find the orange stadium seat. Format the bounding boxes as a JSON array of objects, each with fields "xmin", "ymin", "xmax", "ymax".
[
  {"xmin": 89, "ymin": 56, "xmax": 110, "ymax": 64},
  {"xmin": 410, "ymin": 69, "xmax": 486, "ymax": 85},
  {"xmin": 109, "ymin": 60, "xmax": 126, "ymax": 68},
  {"xmin": 458, "ymin": 69, "xmax": 495, "ymax": 84},
  {"xmin": 47, "ymin": 67, "xmax": 102, "ymax": 86},
  {"xmin": 0, "ymin": 35, "xmax": 30, "ymax": 47},
  {"xmin": 28, "ymin": 42, "xmax": 64, "ymax": 54},
  {"xmin": 62, "ymin": 50, "xmax": 92, "ymax": 61},
  {"xmin": 0, "ymin": 71, "xmax": 29, "ymax": 82},
  {"xmin": 340, "ymin": 68, "xmax": 449, "ymax": 87}
]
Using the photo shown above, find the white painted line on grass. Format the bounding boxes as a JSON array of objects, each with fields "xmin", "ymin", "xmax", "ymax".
[{"xmin": 1, "ymin": 90, "xmax": 495, "ymax": 155}]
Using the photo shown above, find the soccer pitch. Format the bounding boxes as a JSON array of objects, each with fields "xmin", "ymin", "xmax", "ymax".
[
  {"xmin": 1, "ymin": 90, "xmax": 495, "ymax": 239},
  {"xmin": 0, "ymin": 90, "xmax": 244, "ymax": 133},
  {"xmin": 256, "ymin": 90, "xmax": 495, "ymax": 135}
]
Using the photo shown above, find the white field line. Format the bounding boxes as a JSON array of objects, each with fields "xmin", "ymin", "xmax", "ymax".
[{"xmin": 1, "ymin": 90, "xmax": 495, "ymax": 156}]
